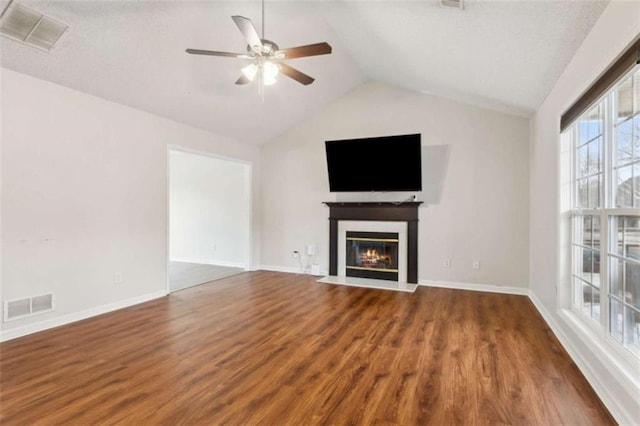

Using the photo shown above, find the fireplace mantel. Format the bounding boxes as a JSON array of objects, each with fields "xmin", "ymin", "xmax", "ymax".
[
  {"xmin": 323, "ymin": 202, "xmax": 422, "ymax": 221},
  {"xmin": 323, "ymin": 201, "xmax": 423, "ymax": 283}
]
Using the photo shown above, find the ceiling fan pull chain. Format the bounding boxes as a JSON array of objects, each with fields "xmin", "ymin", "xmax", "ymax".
[{"xmin": 260, "ymin": 69, "xmax": 265, "ymax": 102}]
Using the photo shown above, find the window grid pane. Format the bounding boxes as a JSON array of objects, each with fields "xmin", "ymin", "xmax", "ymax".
[
  {"xmin": 623, "ymin": 306, "xmax": 640, "ymax": 356},
  {"xmin": 617, "ymin": 76, "xmax": 633, "ymax": 123},
  {"xmin": 610, "ymin": 297, "xmax": 623, "ymax": 342},
  {"xmin": 576, "ymin": 103, "xmax": 604, "ymax": 209},
  {"xmin": 611, "ymin": 216, "xmax": 640, "ymax": 259},
  {"xmin": 634, "ymin": 115, "xmax": 640, "ymax": 160},
  {"xmin": 614, "ymin": 68, "xmax": 640, "ymax": 207},
  {"xmin": 572, "ymin": 214, "xmax": 602, "ymax": 324},
  {"xmin": 635, "ymin": 71, "xmax": 640, "ymax": 115},
  {"xmin": 611, "ymin": 298, "xmax": 640, "ymax": 356},
  {"xmin": 616, "ymin": 118, "xmax": 633, "ymax": 165},
  {"xmin": 608, "ymin": 215, "xmax": 640, "ymax": 350}
]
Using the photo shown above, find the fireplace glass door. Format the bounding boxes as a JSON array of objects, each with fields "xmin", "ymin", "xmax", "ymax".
[{"xmin": 346, "ymin": 231, "xmax": 399, "ymax": 281}]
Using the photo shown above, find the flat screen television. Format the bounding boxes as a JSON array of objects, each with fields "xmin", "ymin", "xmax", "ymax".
[{"xmin": 325, "ymin": 134, "xmax": 422, "ymax": 192}]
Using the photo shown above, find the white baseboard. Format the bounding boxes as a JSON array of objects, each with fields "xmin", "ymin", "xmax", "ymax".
[
  {"xmin": 170, "ymin": 257, "xmax": 245, "ymax": 269},
  {"xmin": 259, "ymin": 264, "xmax": 300, "ymax": 274},
  {"xmin": 527, "ymin": 291, "xmax": 636, "ymax": 426},
  {"xmin": 0, "ymin": 290, "xmax": 168, "ymax": 342},
  {"xmin": 418, "ymin": 279, "xmax": 529, "ymax": 295},
  {"xmin": 256, "ymin": 269, "xmax": 529, "ymax": 295},
  {"xmin": 259, "ymin": 265, "xmax": 328, "ymax": 276}
]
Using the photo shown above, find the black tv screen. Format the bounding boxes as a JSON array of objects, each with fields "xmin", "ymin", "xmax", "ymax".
[{"xmin": 325, "ymin": 134, "xmax": 422, "ymax": 192}]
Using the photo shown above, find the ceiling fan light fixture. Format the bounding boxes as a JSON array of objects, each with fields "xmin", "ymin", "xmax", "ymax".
[
  {"xmin": 241, "ymin": 63, "xmax": 258, "ymax": 81},
  {"xmin": 263, "ymin": 61, "xmax": 279, "ymax": 79},
  {"xmin": 263, "ymin": 74, "xmax": 277, "ymax": 86}
]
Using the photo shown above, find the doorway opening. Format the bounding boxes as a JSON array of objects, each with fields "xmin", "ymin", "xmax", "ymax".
[{"xmin": 168, "ymin": 148, "xmax": 251, "ymax": 292}]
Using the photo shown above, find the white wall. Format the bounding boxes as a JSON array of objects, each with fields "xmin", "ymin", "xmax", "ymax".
[
  {"xmin": 169, "ymin": 150, "xmax": 249, "ymax": 268},
  {"xmin": 260, "ymin": 82, "xmax": 530, "ymax": 288},
  {"xmin": 530, "ymin": 1, "xmax": 640, "ymax": 423},
  {"xmin": 0, "ymin": 69, "xmax": 261, "ymax": 339}
]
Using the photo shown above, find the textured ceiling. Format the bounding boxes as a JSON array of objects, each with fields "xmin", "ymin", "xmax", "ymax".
[{"xmin": 0, "ymin": 0, "xmax": 609, "ymax": 145}]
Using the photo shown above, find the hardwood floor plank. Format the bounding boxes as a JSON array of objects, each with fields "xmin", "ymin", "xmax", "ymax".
[{"xmin": 0, "ymin": 271, "xmax": 615, "ymax": 425}]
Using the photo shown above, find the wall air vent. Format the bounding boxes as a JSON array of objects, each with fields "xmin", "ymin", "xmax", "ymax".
[
  {"xmin": 6, "ymin": 298, "xmax": 30, "ymax": 320},
  {"xmin": 0, "ymin": 2, "xmax": 68, "ymax": 51},
  {"xmin": 4, "ymin": 293, "xmax": 55, "ymax": 321},
  {"xmin": 441, "ymin": 0, "xmax": 464, "ymax": 10},
  {"xmin": 31, "ymin": 294, "xmax": 54, "ymax": 314}
]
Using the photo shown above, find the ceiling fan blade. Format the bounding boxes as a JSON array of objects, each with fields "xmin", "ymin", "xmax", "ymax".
[
  {"xmin": 278, "ymin": 62, "xmax": 315, "ymax": 85},
  {"xmin": 278, "ymin": 42, "xmax": 332, "ymax": 59},
  {"xmin": 231, "ymin": 16, "xmax": 263, "ymax": 50},
  {"xmin": 186, "ymin": 49, "xmax": 242, "ymax": 58},
  {"xmin": 235, "ymin": 75, "xmax": 251, "ymax": 85}
]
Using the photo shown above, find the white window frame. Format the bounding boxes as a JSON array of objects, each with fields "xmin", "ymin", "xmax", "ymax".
[{"xmin": 568, "ymin": 65, "xmax": 640, "ymax": 363}]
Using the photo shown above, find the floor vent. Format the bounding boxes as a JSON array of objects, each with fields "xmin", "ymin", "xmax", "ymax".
[
  {"xmin": 0, "ymin": 2, "xmax": 68, "ymax": 51},
  {"xmin": 4, "ymin": 293, "xmax": 55, "ymax": 321}
]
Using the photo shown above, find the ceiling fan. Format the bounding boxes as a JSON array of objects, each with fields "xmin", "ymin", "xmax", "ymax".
[{"xmin": 185, "ymin": 2, "xmax": 332, "ymax": 87}]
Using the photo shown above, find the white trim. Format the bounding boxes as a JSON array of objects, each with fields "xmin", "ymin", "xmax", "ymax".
[
  {"xmin": 528, "ymin": 291, "xmax": 638, "ymax": 426},
  {"xmin": 244, "ymin": 163, "xmax": 253, "ymax": 272},
  {"xmin": 260, "ymin": 265, "xmax": 304, "ymax": 274},
  {"xmin": 418, "ymin": 279, "xmax": 529, "ymax": 295},
  {"xmin": 166, "ymin": 145, "xmax": 172, "ymax": 294},
  {"xmin": 0, "ymin": 290, "xmax": 168, "ymax": 342},
  {"xmin": 170, "ymin": 257, "xmax": 246, "ymax": 269},
  {"xmin": 259, "ymin": 265, "xmax": 328, "ymax": 276}
]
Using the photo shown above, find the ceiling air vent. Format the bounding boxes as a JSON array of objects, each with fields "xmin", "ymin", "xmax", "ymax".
[
  {"xmin": 0, "ymin": 2, "xmax": 68, "ymax": 51},
  {"xmin": 441, "ymin": 0, "xmax": 464, "ymax": 10}
]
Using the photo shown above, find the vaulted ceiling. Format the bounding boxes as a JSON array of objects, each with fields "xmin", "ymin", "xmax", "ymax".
[{"xmin": 0, "ymin": 0, "xmax": 609, "ymax": 145}]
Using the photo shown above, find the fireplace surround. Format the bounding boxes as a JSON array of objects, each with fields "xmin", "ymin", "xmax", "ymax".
[{"xmin": 324, "ymin": 202, "xmax": 422, "ymax": 284}]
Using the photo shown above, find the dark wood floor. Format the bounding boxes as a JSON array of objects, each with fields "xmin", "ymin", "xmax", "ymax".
[{"xmin": 1, "ymin": 271, "xmax": 614, "ymax": 425}]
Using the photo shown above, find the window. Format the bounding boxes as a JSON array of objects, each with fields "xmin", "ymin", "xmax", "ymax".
[{"xmin": 568, "ymin": 66, "xmax": 640, "ymax": 358}]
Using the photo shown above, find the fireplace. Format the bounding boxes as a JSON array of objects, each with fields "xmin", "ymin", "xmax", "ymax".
[
  {"xmin": 324, "ymin": 202, "xmax": 422, "ymax": 284},
  {"xmin": 346, "ymin": 231, "xmax": 399, "ymax": 281}
]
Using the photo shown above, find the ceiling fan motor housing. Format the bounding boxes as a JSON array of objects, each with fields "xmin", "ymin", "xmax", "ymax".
[{"xmin": 248, "ymin": 39, "xmax": 279, "ymax": 57}]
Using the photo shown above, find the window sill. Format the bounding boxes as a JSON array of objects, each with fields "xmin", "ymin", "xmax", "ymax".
[{"xmin": 558, "ymin": 308, "xmax": 639, "ymax": 393}]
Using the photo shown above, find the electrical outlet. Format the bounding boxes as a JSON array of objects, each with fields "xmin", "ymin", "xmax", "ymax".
[
  {"xmin": 444, "ymin": 258, "xmax": 451, "ymax": 268},
  {"xmin": 292, "ymin": 251, "xmax": 299, "ymax": 259},
  {"xmin": 114, "ymin": 272, "xmax": 123, "ymax": 284},
  {"xmin": 472, "ymin": 261, "xmax": 480, "ymax": 270}
]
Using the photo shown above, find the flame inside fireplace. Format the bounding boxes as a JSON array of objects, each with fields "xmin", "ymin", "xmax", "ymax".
[{"xmin": 359, "ymin": 248, "xmax": 393, "ymax": 268}]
